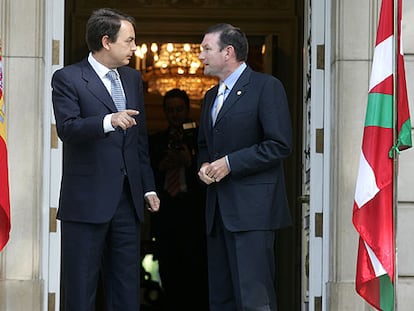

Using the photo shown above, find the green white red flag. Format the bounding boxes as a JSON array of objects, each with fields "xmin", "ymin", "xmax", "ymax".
[
  {"xmin": 0, "ymin": 36, "xmax": 10, "ymax": 251},
  {"xmin": 353, "ymin": 0, "xmax": 412, "ymax": 310}
]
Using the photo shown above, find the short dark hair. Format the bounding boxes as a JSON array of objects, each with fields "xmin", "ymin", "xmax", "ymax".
[
  {"xmin": 205, "ymin": 23, "xmax": 248, "ymax": 62},
  {"xmin": 163, "ymin": 88, "xmax": 190, "ymax": 109},
  {"xmin": 86, "ymin": 8, "xmax": 136, "ymax": 52}
]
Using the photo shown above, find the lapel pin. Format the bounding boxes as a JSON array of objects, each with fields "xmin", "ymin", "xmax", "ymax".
[{"xmin": 237, "ymin": 90, "xmax": 242, "ymax": 96}]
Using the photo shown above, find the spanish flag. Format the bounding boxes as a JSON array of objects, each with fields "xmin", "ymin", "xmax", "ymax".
[{"xmin": 0, "ymin": 36, "xmax": 10, "ymax": 251}]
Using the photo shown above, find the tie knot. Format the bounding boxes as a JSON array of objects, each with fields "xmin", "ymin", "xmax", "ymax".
[
  {"xmin": 218, "ymin": 82, "xmax": 226, "ymax": 96},
  {"xmin": 106, "ymin": 70, "xmax": 118, "ymax": 81}
]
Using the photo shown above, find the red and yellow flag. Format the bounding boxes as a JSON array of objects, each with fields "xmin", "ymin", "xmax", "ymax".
[
  {"xmin": 352, "ymin": 0, "xmax": 412, "ymax": 310},
  {"xmin": 0, "ymin": 36, "xmax": 10, "ymax": 251}
]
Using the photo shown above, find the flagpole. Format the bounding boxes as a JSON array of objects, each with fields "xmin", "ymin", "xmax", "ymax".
[{"xmin": 392, "ymin": 0, "xmax": 399, "ymax": 310}]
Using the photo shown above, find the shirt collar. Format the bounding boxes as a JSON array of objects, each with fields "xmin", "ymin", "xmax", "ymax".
[
  {"xmin": 88, "ymin": 52, "xmax": 119, "ymax": 79},
  {"xmin": 223, "ymin": 62, "xmax": 247, "ymax": 91}
]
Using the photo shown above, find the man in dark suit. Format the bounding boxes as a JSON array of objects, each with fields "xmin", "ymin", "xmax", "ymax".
[
  {"xmin": 197, "ymin": 23, "xmax": 293, "ymax": 311},
  {"xmin": 148, "ymin": 88, "xmax": 209, "ymax": 311},
  {"xmin": 51, "ymin": 8, "xmax": 160, "ymax": 311}
]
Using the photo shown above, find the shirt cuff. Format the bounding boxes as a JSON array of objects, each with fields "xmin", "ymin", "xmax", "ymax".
[
  {"xmin": 225, "ymin": 155, "xmax": 231, "ymax": 172},
  {"xmin": 145, "ymin": 191, "xmax": 157, "ymax": 197},
  {"xmin": 103, "ymin": 114, "xmax": 115, "ymax": 133}
]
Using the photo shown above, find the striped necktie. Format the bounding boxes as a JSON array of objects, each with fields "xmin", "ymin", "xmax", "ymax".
[
  {"xmin": 212, "ymin": 82, "xmax": 226, "ymax": 125},
  {"xmin": 106, "ymin": 70, "xmax": 126, "ymax": 111},
  {"xmin": 165, "ymin": 168, "xmax": 181, "ymax": 197}
]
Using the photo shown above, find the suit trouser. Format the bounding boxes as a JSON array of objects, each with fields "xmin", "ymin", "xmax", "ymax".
[
  {"xmin": 60, "ymin": 179, "xmax": 141, "ymax": 311},
  {"xmin": 207, "ymin": 208, "xmax": 277, "ymax": 311}
]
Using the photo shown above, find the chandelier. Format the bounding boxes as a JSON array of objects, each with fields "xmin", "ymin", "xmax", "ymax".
[{"xmin": 135, "ymin": 43, "xmax": 218, "ymax": 100}]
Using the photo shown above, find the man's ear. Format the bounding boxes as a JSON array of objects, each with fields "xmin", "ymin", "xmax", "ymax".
[
  {"xmin": 225, "ymin": 45, "xmax": 235, "ymax": 60},
  {"xmin": 102, "ymin": 35, "xmax": 111, "ymax": 50}
]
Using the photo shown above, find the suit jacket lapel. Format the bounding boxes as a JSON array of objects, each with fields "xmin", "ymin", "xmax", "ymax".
[
  {"xmin": 206, "ymin": 85, "xmax": 219, "ymax": 127},
  {"xmin": 214, "ymin": 67, "xmax": 251, "ymax": 126},
  {"xmin": 81, "ymin": 59, "xmax": 117, "ymax": 112},
  {"xmin": 118, "ymin": 66, "xmax": 135, "ymax": 110}
]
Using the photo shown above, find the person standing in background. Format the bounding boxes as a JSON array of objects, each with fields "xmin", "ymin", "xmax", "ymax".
[
  {"xmin": 149, "ymin": 88, "xmax": 209, "ymax": 311},
  {"xmin": 51, "ymin": 8, "xmax": 160, "ymax": 310},
  {"xmin": 197, "ymin": 23, "xmax": 293, "ymax": 311}
]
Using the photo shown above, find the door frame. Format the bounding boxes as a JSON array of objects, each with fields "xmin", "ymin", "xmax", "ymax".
[
  {"xmin": 42, "ymin": 0, "xmax": 65, "ymax": 310},
  {"xmin": 302, "ymin": 0, "xmax": 332, "ymax": 310},
  {"xmin": 43, "ymin": 1, "xmax": 309, "ymax": 310}
]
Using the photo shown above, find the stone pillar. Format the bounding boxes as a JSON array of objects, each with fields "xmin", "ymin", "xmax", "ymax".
[
  {"xmin": 328, "ymin": 1, "xmax": 373, "ymax": 310},
  {"xmin": 0, "ymin": 0, "xmax": 45, "ymax": 310}
]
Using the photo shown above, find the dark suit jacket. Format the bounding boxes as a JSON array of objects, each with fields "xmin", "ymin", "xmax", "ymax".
[
  {"xmin": 149, "ymin": 126, "xmax": 206, "ymax": 228},
  {"xmin": 52, "ymin": 58, "xmax": 155, "ymax": 224},
  {"xmin": 198, "ymin": 66, "xmax": 292, "ymax": 233}
]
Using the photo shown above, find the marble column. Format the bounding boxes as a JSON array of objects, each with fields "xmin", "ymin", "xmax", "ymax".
[{"xmin": 0, "ymin": 0, "xmax": 45, "ymax": 310}]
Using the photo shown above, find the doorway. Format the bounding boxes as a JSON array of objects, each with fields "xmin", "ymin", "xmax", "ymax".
[{"xmin": 60, "ymin": 1, "xmax": 305, "ymax": 310}]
